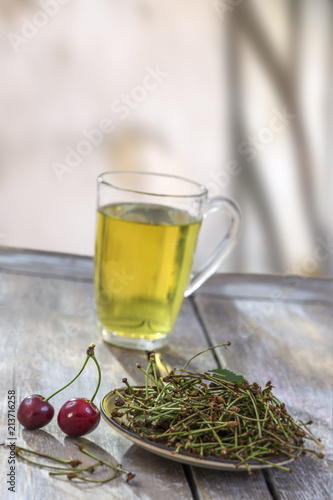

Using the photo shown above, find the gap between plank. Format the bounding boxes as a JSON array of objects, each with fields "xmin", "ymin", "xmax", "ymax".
[
  {"xmin": 182, "ymin": 465, "xmax": 202, "ymax": 500},
  {"xmin": 196, "ymin": 291, "xmax": 333, "ymax": 306},
  {"xmin": 0, "ymin": 268, "xmax": 93, "ymax": 283},
  {"xmin": 262, "ymin": 470, "xmax": 282, "ymax": 500}
]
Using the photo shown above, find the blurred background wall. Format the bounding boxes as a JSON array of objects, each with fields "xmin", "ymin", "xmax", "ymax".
[{"xmin": 0, "ymin": 0, "xmax": 332, "ymax": 277}]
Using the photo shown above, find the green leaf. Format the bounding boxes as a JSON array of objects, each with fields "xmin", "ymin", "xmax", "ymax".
[{"xmin": 209, "ymin": 368, "xmax": 246, "ymax": 385}]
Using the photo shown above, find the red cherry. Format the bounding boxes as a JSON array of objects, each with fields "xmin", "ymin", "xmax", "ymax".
[
  {"xmin": 17, "ymin": 394, "xmax": 54, "ymax": 430},
  {"xmin": 57, "ymin": 398, "xmax": 101, "ymax": 437}
]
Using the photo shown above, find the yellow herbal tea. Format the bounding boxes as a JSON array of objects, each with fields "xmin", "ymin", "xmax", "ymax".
[{"xmin": 94, "ymin": 202, "xmax": 201, "ymax": 340}]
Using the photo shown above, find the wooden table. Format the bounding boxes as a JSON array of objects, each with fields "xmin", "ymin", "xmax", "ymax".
[{"xmin": 0, "ymin": 248, "xmax": 332, "ymax": 500}]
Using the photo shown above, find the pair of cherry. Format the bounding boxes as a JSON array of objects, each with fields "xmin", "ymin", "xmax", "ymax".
[{"xmin": 17, "ymin": 344, "xmax": 101, "ymax": 437}]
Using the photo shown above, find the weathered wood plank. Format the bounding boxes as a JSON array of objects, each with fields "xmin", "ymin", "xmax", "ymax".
[
  {"xmin": 193, "ymin": 294, "xmax": 333, "ymax": 500},
  {"xmin": 189, "ymin": 468, "xmax": 272, "ymax": 500},
  {"xmin": 1, "ymin": 247, "xmax": 332, "ymax": 305},
  {"xmin": 0, "ymin": 247, "xmax": 93, "ymax": 281},
  {"xmin": 0, "ymin": 270, "xmax": 270, "ymax": 500},
  {"xmin": 0, "ymin": 273, "xmax": 192, "ymax": 500},
  {"xmin": 198, "ymin": 274, "xmax": 333, "ymax": 304}
]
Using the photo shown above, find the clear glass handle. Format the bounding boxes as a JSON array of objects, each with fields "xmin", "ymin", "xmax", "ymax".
[{"xmin": 184, "ymin": 197, "xmax": 242, "ymax": 297}]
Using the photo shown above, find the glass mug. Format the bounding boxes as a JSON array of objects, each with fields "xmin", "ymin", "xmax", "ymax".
[{"xmin": 94, "ymin": 171, "xmax": 241, "ymax": 350}]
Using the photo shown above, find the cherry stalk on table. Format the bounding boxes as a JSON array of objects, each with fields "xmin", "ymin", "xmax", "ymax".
[{"xmin": 17, "ymin": 343, "xmax": 101, "ymax": 436}]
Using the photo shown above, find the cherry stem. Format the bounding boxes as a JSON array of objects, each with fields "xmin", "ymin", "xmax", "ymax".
[
  {"xmin": 49, "ymin": 462, "xmax": 103, "ymax": 475},
  {"xmin": 89, "ymin": 354, "xmax": 101, "ymax": 404},
  {"xmin": 182, "ymin": 342, "xmax": 231, "ymax": 370},
  {"xmin": 17, "ymin": 452, "xmax": 80, "ymax": 471},
  {"xmin": 45, "ymin": 343, "xmax": 96, "ymax": 402},
  {"xmin": 76, "ymin": 444, "xmax": 133, "ymax": 478},
  {"xmin": 15, "ymin": 446, "xmax": 80, "ymax": 466},
  {"xmin": 66, "ymin": 471, "xmax": 119, "ymax": 483}
]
